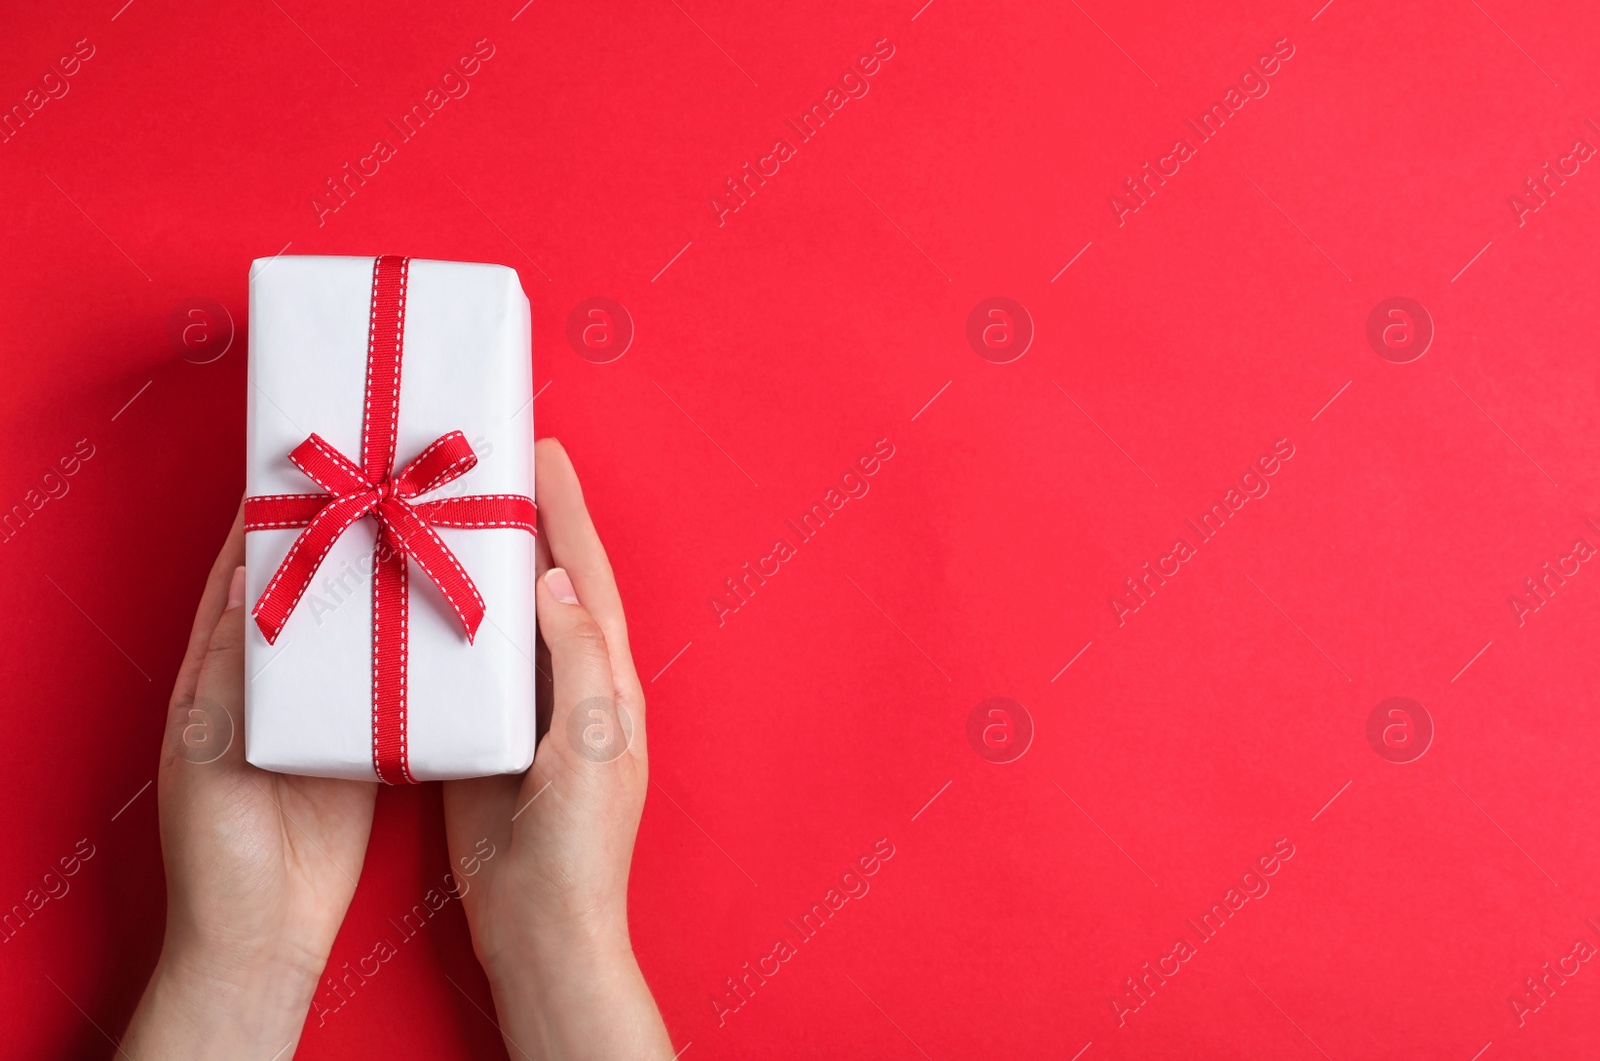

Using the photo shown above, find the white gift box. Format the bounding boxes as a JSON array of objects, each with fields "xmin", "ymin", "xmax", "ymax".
[{"xmin": 244, "ymin": 255, "xmax": 536, "ymax": 781}]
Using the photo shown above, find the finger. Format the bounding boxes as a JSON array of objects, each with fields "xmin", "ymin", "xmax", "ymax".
[
  {"xmin": 535, "ymin": 566, "xmax": 630, "ymax": 772},
  {"xmin": 534, "ymin": 440, "xmax": 644, "ymax": 710},
  {"xmin": 165, "ymin": 565, "xmax": 249, "ymax": 772},
  {"xmin": 532, "ymin": 528, "xmax": 554, "ymax": 737},
  {"xmin": 534, "ymin": 444, "xmax": 646, "ymax": 754},
  {"xmin": 535, "ymin": 521, "xmax": 552, "ymax": 578},
  {"xmin": 171, "ymin": 500, "xmax": 246, "ymax": 709}
]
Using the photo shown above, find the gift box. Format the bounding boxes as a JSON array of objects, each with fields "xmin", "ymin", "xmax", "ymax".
[{"xmin": 244, "ymin": 255, "xmax": 536, "ymax": 782}]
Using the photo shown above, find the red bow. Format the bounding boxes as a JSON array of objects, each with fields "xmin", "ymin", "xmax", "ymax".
[
  {"xmin": 244, "ymin": 255, "xmax": 535, "ymax": 783},
  {"xmin": 245, "ymin": 430, "xmax": 536, "ymax": 645}
]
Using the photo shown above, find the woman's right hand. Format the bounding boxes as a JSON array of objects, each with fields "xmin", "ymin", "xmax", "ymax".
[{"xmin": 443, "ymin": 439, "xmax": 672, "ymax": 1061}]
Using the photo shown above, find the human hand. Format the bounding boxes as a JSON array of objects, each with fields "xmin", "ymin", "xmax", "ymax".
[
  {"xmin": 444, "ymin": 439, "xmax": 672, "ymax": 1060},
  {"xmin": 122, "ymin": 504, "xmax": 378, "ymax": 1059}
]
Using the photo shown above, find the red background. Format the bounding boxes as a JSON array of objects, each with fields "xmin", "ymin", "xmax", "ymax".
[{"xmin": 3, "ymin": 0, "xmax": 1599, "ymax": 1057}]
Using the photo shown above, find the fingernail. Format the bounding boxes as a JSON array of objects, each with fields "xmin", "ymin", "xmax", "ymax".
[
  {"xmin": 545, "ymin": 567, "xmax": 579, "ymax": 604},
  {"xmin": 227, "ymin": 566, "xmax": 246, "ymax": 609}
]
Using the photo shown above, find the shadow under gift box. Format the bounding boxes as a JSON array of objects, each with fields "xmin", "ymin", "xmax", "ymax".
[{"xmin": 244, "ymin": 256, "xmax": 536, "ymax": 781}]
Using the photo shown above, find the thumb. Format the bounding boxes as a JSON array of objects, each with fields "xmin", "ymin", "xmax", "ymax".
[
  {"xmin": 168, "ymin": 565, "xmax": 248, "ymax": 770},
  {"xmin": 536, "ymin": 567, "xmax": 627, "ymax": 768}
]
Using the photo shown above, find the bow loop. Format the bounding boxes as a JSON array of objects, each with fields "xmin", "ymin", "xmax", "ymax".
[
  {"xmin": 289, "ymin": 434, "xmax": 370, "ymax": 496},
  {"xmin": 391, "ymin": 430, "xmax": 478, "ymax": 499}
]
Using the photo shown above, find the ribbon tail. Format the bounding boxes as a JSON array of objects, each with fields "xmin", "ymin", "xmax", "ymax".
[
  {"xmin": 380, "ymin": 500, "xmax": 487, "ymax": 641},
  {"xmin": 251, "ymin": 492, "xmax": 376, "ymax": 643}
]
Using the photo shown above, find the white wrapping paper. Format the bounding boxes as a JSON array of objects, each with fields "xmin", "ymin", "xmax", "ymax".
[{"xmin": 244, "ymin": 256, "xmax": 535, "ymax": 781}]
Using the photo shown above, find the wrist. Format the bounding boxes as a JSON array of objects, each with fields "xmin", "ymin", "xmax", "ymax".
[
  {"xmin": 162, "ymin": 935, "xmax": 326, "ymax": 1003},
  {"xmin": 123, "ymin": 936, "xmax": 326, "ymax": 1059},
  {"xmin": 481, "ymin": 926, "xmax": 670, "ymax": 1061},
  {"xmin": 166, "ymin": 920, "xmax": 329, "ymax": 985},
  {"xmin": 482, "ymin": 913, "xmax": 635, "ymax": 993}
]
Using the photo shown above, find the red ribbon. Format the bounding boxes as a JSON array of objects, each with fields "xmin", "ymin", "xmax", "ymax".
[{"xmin": 244, "ymin": 255, "xmax": 536, "ymax": 784}]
